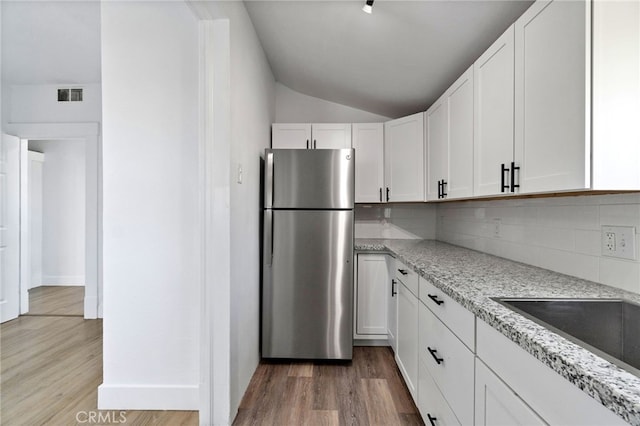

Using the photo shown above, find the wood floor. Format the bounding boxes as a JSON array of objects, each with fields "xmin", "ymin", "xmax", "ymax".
[
  {"xmin": 233, "ymin": 347, "xmax": 424, "ymax": 426},
  {"xmin": 1, "ymin": 287, "xmax": 198, "ymax": 425},
  {"xmin": 4, "ymin": 287, "xmax": 422, "ymax": 425},
  {"xmin": 26, "ymin": 285, "xmax": 84, "ymax": 316}
]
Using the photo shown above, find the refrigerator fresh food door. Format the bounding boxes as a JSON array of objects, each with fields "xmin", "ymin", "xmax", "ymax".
[
  {"xmin": 265, "ymin": 148, "xmax": 355, "ymax": 209},
  {"xmin": 262, "ymin": 209, "xmax": 354, "ymax": 359}
]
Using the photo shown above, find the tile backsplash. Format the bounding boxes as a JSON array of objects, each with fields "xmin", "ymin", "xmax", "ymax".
[
  {"xmin": 437, "ymin": 193, "xmax": 640, "ymax": 294},
  {"xmin": 355, "ymin": 204, "xmax": 436, "ymax": 239}
]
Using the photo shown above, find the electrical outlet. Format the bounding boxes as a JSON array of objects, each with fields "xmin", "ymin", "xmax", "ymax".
[
  {"xmin": 493, "ymin": 218, "xmax": 501, "ymax": 238},
  {"xmin": 602, "ymin": 226, "xmax": 636, "ymax": 260}
]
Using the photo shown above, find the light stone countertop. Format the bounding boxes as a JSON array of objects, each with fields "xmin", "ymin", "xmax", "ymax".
[{"xmin": 355, "ymin": 238, "xmax": 640, "ymax": 425}]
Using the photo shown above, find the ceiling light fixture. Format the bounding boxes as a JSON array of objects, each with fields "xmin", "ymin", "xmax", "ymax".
[{"xmin": 362, "ymin": 0, "xmax": 374, "ymax": 14}]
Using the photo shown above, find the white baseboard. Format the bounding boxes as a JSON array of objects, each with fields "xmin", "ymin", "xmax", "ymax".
[
  {"xmin": 97, "ymin": 384, "xmax": 199, "ymax": 410},
  {"xmin": 42, "ymin": 275, "xmax": 85, "ymax": 286},
  {"xmin": 84, "ymin": 295, "xmax": 98, "ymax": 319}
]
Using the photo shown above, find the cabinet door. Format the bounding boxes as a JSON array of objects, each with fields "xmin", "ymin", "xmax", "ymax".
[
  {"xmin": 396, "ymin": 281, "xmax": 419, "ymax": 399},
  {"xmin": 447, "ymin": 67, "xmax": 474, "ymax": 199},
  {"xmin": 352, "ymin": 123, "xmax": 384, "ymax": 203},
  {"xmin": 426, "ymin": 95, "xmax": 448, "ymax": 201},
  {"xmin": 474, "ymin": 25, "xmax": 515, "ymax": 197},
  {"xmin": 387, "ymin": 256, "xmax": 398, "ymax": 351},
  {"xmin": 272, "ymin": 123, "xmax": 312, "ymax": 149},
  {"xmin": 515, "ymin": 0, "xmax": 590, "ymax": 193},
  {"xmin": 475, "ymin": 358, "xmax": 546, "ymax": 426},
  {"xmin": 419, "ymin": 302, "xmax": 474, "ymax": 425},
  {"xmin": 356, "ymin": 254, "xmax": 388, "ymax": 336},
  {"xmin": 419, "ymin": 361, "xmax": 462, "ymax": 426},
  {"xmin": 312, "ymin": 123, "xmax": 352, "ymax": 149},
  {"xmin": 384, "ymin": 112, "xmax": 425, "ymax": 202}
]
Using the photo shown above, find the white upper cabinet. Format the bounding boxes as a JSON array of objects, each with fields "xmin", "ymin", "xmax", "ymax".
[
  {"xmin": 514, "ymin": 0, "xmax": 590, "ymax": 193},
  {"xmin": 384, "ymin": 112, "xmax": 425, "ymax": 202},
  {"xmin": 591, "ymin": 0, "xmax": 640, "ymax": 190},
  {"xmin": 428, "ymin": 67, "xmax": 474, "ymax": 201},
  {"xmin": 352, "ymin": 123, "xmax": 385, "ymax": 203},
  {"xmin": 448, "ymin": 67, "xmax": 474, "ymax": 199},
  {"xmin": 473, "ymin": 25, "xmax": 515, "ymax": 197},
  {"xmin": 311, "ymin": 123, "xmax": 352, "ymax": 149},
  {"xmin": 272, "ymin": 123, "xmax": 312, "ymax": 149},
  {"xmin": 426, "ymin": 94, "xmax": 448, "ymax": 201},
  {"xmin": 271, "ymin": 123, "xmax": 351, "ymax": 149}
]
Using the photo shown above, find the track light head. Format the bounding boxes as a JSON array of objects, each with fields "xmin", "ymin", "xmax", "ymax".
[{"xmin": 362, "ymin": 0, "xmax": 374, "ymax": 14}]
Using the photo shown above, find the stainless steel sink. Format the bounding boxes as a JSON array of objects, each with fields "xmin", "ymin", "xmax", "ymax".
[{"xmin": 492, "ymin": 297, "xmax": 640, "ymax": 377}]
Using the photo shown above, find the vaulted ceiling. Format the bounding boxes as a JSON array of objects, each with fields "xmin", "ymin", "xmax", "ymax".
[
  {"xmin": 245, "ymin": 0, "xmax": 533, "ymax": 118},
  {"xmin": 2, "ymin": 0, "xmax": 534, "ymax": 119}
]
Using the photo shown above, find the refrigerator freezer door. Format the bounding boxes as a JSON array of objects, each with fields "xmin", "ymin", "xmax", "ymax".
[
  {"xmin": 262, "ymin": 209, "xmax": 354, "ymax": 359},
  {"xmin": 265, "ymin": 148, "xmax": 355, "ymax": 209}
]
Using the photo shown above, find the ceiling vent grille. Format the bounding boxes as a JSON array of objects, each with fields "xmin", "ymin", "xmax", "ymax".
[{"xmin": 57, "ymin": 88, "xmax": 83, "ymax": 102}]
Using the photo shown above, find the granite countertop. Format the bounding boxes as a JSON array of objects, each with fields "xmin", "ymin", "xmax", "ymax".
[{"xmin": 356, "ymin": 238, "xmax": 640, "ymax": 425}]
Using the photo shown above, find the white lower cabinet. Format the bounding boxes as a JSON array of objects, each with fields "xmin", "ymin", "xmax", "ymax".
[
  {"xmin": 387, "ymin": 256, "xmax": 398, "ymax": 351},
  {"xmin": 419, "ymin": 299, "xmax": 474, "ymax": 425},
  {"xmin": 476, "ymin": 319, "xmax": 627, "ymax": 426},
  {"xmin": 418, "ymin": 361, "xmax": 461, "ymax": 426},
  {"xmin": 475, "ymin": 358, "xmax": 545, "ymax": 426},
  {"xmin": 355, "ymin": 254, "xmax": 388, "ymax": 338},
  {"xmin": 396, "ymin": 278, "xmax": 419, "ymax": 399}
]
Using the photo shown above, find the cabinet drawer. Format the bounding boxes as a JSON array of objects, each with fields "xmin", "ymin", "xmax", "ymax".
[
  {"xmin": 419, "ymin": 303, "xmax": 474, "ymax": 426},
  {"xmin": 419, "ymin": 278, "xmax": 475, "ymax": 350},
  {"xmin": 395, "ymin": 260, "xmax": 419, "ymax": 297},
  {"xmin": 418, "ymin": 361, "xmax": 461, "ymax": 426}
]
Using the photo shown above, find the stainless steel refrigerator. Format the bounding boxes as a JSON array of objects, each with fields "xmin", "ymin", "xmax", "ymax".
[{"xmin": 262, "ymin": 148, "xmax": 354, "ymax": 360}]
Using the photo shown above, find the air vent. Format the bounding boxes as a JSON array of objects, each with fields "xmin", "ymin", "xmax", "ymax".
[{"xmin": 57, "ymin": 88, "xmax": 83, "ymax": 102}]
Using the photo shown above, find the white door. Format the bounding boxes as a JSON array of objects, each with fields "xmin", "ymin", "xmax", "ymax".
[
  {"xmin": 514, "ymin": 0, "xmax": 590, "ymax": 193},
  {"xmin": 311, "ymin": 123, "xmax": 352, "ymax": 149},
  {"xmin": 474, "ymin": 25, "xmax": 515, "ymax": 196},
  {"xmin": 271, "ymin": 123, "xmax": 312, "ymax": 149},
  {"xmin": 384, "ymin": 112, "xmax": 425, "ymax": 202},
  {"xmin": 352, "ymin": 123, "xmax": 384, "ymax": 203},
  {"xmin": 426, "ymin": 95, "xmax": 448, "ymax": 201},
  {"xmin": 1, "ymin": 134, "xmax": 21, "ymax": 323}
]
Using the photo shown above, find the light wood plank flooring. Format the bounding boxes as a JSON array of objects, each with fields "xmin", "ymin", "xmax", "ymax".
[
  {"xmin": 234, "ymin": 347, "xmax": 424, "ymax": 426},
  {"xmin": 1, "ymin": 287, "xmax": 199, "ymax": 425},
  {"xmin": 26, "ymin": 286, "xmax": 84, "ymax": 316}
]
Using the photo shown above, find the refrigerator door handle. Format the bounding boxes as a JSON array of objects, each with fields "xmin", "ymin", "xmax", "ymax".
[
  {"xmin": 265, "ymin": 151, "xmax": 274, "ymax": 208},
  {"xmin": 264, "ymin": 209, "xmax": 273, "ymax": 266}
]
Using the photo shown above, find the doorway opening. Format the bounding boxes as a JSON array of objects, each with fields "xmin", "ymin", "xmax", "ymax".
[
  {"xmin": 23, "ymin": 139, "xmax": 86, "ymax": 317},
  {"xmin": 3, "ymin": 122, "xmax": 101, "ymax": 322}
]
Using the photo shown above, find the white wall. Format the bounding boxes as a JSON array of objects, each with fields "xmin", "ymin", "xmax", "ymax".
[
  {"xmin": 7, "ymin": 84, "xmax": 101, "ymax": 124},
  {"xmin": 201, "ymin": 1, "xmax": 276, "ymax": 420},
  {"xmin": 28, "ymin": 140, "xmax": 85, "ymax": 286},
  {"xmin": 99, "ymin": 1, "xmax": 200, "ymax": 410},
  {"xmin": 276, "ymin": 82, "xmax": 389, "ymax": 123},
  {"xmin": 437, "ymin": 193, "xmax": 640, "ymax": 294}
]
